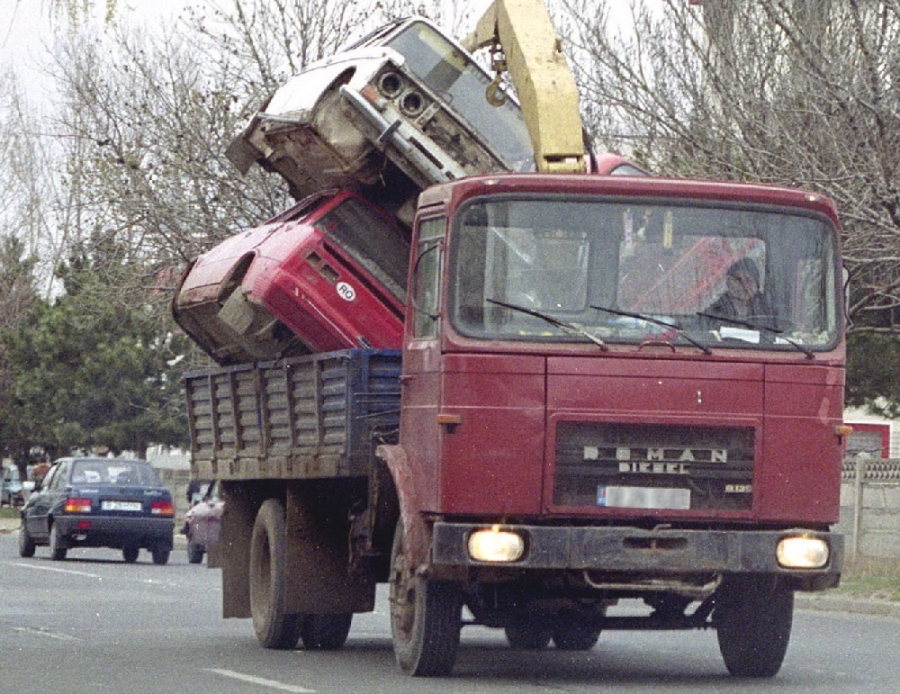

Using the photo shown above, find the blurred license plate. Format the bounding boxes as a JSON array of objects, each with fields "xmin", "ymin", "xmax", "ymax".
[{"xmin": 101, "ymin": 500, "xmax": 142, "ymax": 512}]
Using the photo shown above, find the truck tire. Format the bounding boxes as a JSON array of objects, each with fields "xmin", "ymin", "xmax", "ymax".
[
  {"xmin": 505, "ymin": 619, "xmax": 552, "ymax": 650},
  {"xmin": 300, "ymin": 613, "xmax": 353, "ymax": 650},
  {"xmin": 715, "ymin": 575, "xmax": 794, "ymax": 678},
  {"xmin": 389, "ymin": 519, "xmax": 461, "ymax": 676},
  {"xmin": 250, "ymin": 498, "xmax": 304, "ymax": 649},
  {"xmin": 552, "ymin": 623, "xmax": 601, "ymax": 651}
]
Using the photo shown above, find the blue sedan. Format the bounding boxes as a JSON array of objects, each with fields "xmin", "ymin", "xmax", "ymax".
[{"xmin": 18, "ymin": 457, "xmax": 175, "ymax": 564}]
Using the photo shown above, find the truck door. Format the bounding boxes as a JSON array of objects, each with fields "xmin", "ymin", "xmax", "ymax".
[{"xmin": 400, "ymin": 216, "xmax": 445, "ymax": 513}]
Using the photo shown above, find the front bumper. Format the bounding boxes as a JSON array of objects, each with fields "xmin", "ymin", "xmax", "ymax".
[
  {"xmin": 432, "ymin": 522, "xmax": 843, "ymax": 591},
  {"xmin": 55, "ymin": 515, "xmax": 174, "ymax": 550}
]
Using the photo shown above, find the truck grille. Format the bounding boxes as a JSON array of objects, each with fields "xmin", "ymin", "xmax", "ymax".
[{"xmin": 554, "ymin": 422, "xmax": 755, "ymax": 511}]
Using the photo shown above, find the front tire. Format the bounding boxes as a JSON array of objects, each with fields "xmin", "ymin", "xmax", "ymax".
[
  {"xmin": 715, "ymin": 575, "xmax": 794, "ymax": 678},
  {"xmin": 390, "ymin": 519, "xmax": 461, "ymax": 676},
  {"xmin": 250, "ymin": 498, "xmax": 304, "ymax": 649}
]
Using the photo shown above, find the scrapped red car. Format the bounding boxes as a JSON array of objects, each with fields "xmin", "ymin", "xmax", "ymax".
[
  {"xmin": 184, "ymin": 481, "xmax": 223, "ymax": 564},
  {"xmin": 173, "ymin": 190, "xmax": 409, "ymax": 365}
]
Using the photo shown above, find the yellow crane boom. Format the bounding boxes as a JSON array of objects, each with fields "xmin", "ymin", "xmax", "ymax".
[{"xmin": 462, "ymin": 0, "xmax": 587, "ymax": 173}]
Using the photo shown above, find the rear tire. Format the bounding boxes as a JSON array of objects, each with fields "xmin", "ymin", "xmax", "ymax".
[
  {"xmin": 18, "ymin": 523, "xmax": 36, "ymax": 558},
  {"xmin": 152, "ymin": 548, "xmax": 170, "ymax": 565},
  {"xmin": 552, "ymin": 622, "xmax": 601, "ymax": 651},
  {"xmin": 49, "ymin": 522, "xmax": 67, "ymax": 561},
  {"xmin": 300, "ymin": 613, "xmax": 353, "ymax": 650},
  {"xmin": 123, "ymin": 546, "xmax": 139, "ymax": 563},
  {"xmin": 250, "ymin": 498, "xmax": 304, "ymax": 649},
  {"xmin": 715, "ymin": 575, "xmax": 794, "ymax": 678},
  {"xmin": 390, "ymin": 518, "xmax": 461, "ymax": 676}
]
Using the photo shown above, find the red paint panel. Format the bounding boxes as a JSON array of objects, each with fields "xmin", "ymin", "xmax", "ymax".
[
  {"xmin": 547, "ymin": 356, "xmax": 764, "ymax": 417},
  {"xmin": 438, "ymin": 354, "xmax": 545, "ymax": 515},
  {"xmin": 760, "ymin": 365, "xmax": 845, "ymax": 523}
]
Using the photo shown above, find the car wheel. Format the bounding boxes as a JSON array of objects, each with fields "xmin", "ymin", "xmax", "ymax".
[
  {"xmin": 18, "ymin": 523, "xmax": 36, "ymax": 558},
  {"xmin": 152, "ymin": 548, "xmax": 170, "ymax": 565},
  {"xmin": 49, "ymin": 522, "xmax": 67, "ymax": 561},
  {"xmin": 123, "ymin": 546, "xmax": 140, "ymax": 563},
  {"xmin": 250, "ymin": 498, "xmax": 304, "ymax": 649},
  {"xmin": 187, "ymin": 538, "xmax": 204, "ymax": 564}
]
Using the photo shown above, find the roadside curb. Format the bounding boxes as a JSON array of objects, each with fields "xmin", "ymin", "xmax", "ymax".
[{"xmin": 796, "ymin": 592, "xmax": 900, "ymax": 619}]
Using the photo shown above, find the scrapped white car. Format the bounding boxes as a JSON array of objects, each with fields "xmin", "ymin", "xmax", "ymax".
[{"xmin": 226, "ymin": 17, "xmax": 535, "ymax": 225}]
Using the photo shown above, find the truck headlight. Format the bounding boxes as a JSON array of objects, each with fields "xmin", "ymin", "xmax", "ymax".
[
  {"xmin": 776, "ymin": 536, "xmax": 829, "ymax": 569},
  {"xmin": 467, "ymin": 528, "xmax": 525, "ymax": 563}
]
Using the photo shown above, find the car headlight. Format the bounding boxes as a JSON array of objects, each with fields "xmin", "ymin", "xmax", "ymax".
[
  {"xmin": 776, "ymin": 535, "xmax": 830, "ymax": 569},
  {"xmin": 467, "ymin": 527, "xmax": 525, "ymax": 563}
]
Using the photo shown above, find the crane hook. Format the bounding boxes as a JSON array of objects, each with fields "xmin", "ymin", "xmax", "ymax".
[{"xmin": 486, "ymin": 73, "xmax": 508, "ymax": 107}]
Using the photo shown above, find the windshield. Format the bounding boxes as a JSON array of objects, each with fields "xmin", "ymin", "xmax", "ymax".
[
  {"xmin": 450, "ymin": 196, "xmax": 841, "ymax": 351},
  {"xmin": 384, "ymin": 21, "xmax": 535, "ymax": 171}
]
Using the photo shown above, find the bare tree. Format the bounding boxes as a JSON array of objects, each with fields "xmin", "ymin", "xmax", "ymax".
[{"xmin": 562, "ymin": 0, "xmax": 900, "ymax": 334}]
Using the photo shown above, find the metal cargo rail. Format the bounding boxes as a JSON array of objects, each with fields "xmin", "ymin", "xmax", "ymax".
[{"xmin": 185, "ymin": 349, "xmax": 401, "ymax": 480}]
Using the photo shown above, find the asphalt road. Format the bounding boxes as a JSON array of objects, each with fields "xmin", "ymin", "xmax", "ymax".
[{"xmin": 2, "ymin": 531, "xmax": 900, "ymax": 694}]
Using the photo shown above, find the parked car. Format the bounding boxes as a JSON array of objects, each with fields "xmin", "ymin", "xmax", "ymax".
[
  {"xmin": 183, "ymin": 480, "xmax": 223, "ymax": 564},
  {"xmin": 2, "ymin": 466, "xmax": 25, "ymax": 507},
  {"xmin": 18, "ymin": 457, "xmax": 175, "ymax": 564}
]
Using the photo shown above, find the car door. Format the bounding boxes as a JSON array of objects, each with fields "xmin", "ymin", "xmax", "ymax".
[{"xmin": 26, "ymin": 462, "xmax": 67, "ymax": 539}]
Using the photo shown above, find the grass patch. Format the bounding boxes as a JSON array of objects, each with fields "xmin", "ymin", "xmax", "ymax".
[
  {"xmin": 0, "ymin": 506, "xmax": 20, "ymax": 519},
  {"xmin": 832, "ymin": 556, "xmax": 900, "ymax": 601}
]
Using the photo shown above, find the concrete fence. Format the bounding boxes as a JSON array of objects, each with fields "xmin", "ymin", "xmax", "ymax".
[{"xmin": 838, "ymin": 458, "xmax": 900, "ymax": 559}]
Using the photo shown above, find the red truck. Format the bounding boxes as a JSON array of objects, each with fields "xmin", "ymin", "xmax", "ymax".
[{"xmin": 185, "ymin": 171, "xmax": 846, "ymax": 678}]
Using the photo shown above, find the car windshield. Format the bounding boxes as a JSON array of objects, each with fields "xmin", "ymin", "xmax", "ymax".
[
  {"xmin": 450, "ymin": 196, "xmax": 841, "ymax": 352},
  {"xmin": 382, "ymin": 20, "xmax": 534, "ymax": 171},
  {"xmin": 70, "ymin": 460, "xmax": 159, "ymax": 486}
]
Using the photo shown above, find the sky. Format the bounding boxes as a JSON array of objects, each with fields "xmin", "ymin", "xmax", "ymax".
[{"xmin": 0, "ymin": 0, "xmax": 190, "ymax": 93}]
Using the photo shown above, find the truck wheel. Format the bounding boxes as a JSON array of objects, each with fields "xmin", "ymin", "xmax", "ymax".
[
  {"xmin": 300, "ymin": 613, "xmax": 353, "ymax": 650},
  {"xmin": 187, "ymin": 538, "xmax": 204, "ymax": 564},
  {"xmin": 123, "ymin": 546, "xmax": 139, "ymax": 563},
  {"xmin": 389, "ymin": 519, "xmax": 461, "ymax": 676},
  {"xmin": 49, "ymin": 522, "xmax": 67, "ymax": 561},
  {"xmin": 250, "ymin": 498, "xmax": 304, "ymax": 649},
  {"xmin": 505, "ymin": 619, "xmax": 552, "ymax": 650},
  {"xmin": 715, "ymin": 575, "xmax": 794, "ymax": 677},
  {"xmin": 18, "ymin": 524, "xmax": 36, "ymax": 558},
  {"xmin": 552, "ymin": 623, "xmax": 601, "ymax": 651}
]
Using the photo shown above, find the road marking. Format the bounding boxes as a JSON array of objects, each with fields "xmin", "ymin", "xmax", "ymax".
[
  {"xmin": 11, "ymin": 562, "xmax": 101, "ymax": 579},
  {"xmin": 206, "ymin": 669, "xmax": 316, "ymax": 693},
  {"xmin": 13, "ymin": 626, "xmax": 82, "ymax": 641}
]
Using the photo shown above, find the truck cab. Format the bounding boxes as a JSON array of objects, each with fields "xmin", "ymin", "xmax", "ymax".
[{"xmin": 380, "ymin": 172, "xmax": 845, "ymax": 676}]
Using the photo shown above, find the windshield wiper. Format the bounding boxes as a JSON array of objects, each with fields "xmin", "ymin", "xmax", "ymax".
[
  {"xmin": 696, "ymin": 312, "xmax": 814, "ymax": 359},
  {"xmin": 591, "ymin": 305, "xmax": 713, "ymax": 356},
  {"xmin": 486, "ymin": 298, "xmax": 608, "ymax": 350}
]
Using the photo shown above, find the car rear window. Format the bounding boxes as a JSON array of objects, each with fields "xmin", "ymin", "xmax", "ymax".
[{"xmin": 71, "ymin": 460, "xmax": 159, "ymax": 486}]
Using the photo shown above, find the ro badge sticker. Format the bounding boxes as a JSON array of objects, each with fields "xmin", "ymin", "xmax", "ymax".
[{"xmin": 336, "ymin": 281, "xmax": 356, "ymax": 302}]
